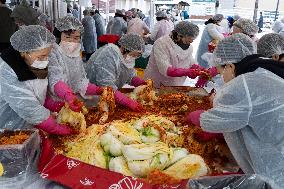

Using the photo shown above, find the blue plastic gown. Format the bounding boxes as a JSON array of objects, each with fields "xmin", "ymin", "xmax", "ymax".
[
  {"xmin": 82, "ymin": 16, "xmax": 97, "ymax": 53},
  {"xmin": 106, "ymin": 17, "xmax": 127, "ymax": 37}
]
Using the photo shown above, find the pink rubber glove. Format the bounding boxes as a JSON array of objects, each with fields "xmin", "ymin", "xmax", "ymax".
[
  {"xmin": 131, "ymin": 76, "xmax": 147, "ymax": 87},
  {"xmin": 190, "ymin": 64, "xmax": 204, "ymax": 70},
  {"xmin": 195, "ymin": 67, "xmax": 219, "ymax": 88},
  {"xmin": 35, "ymin": 116, "xmax": 73, "ymax": 135},
  {"xmin": 54, "ymin": 81, "xmax": 83, "ymax": 112},
  {"xmin": 114, "ymin": 91, "xmax": 143, "ymax": 112},
  {"xmin": 44, "ymin": 96, "xmax": 64, "ymax": 112},
  {"xmin": 186, "ymin": 110, "xmax": 205, "ymax": 127},
  {"xmin": 195, "ymin": 132, "xmax": 224, "ymax": 142},
  {"xmin": 85, "ymin": 83, "xmax": 103, "ymax": 95},
  {"xmin": 167, "ymin": 67, "xmax": 200, "ymax": 79},
  {"xmin": 208, "ymin": 67, "xmax": 218, "ymax": 78}
]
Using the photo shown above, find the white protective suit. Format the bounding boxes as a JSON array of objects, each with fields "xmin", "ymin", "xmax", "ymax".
[
  {"xmin": 201, "ymin": 68, "xmax": 284, "ymax": 189},
  {"xmin": 106, "ymin": 17, "xmax": 127, "ymax": 37},
  {"xmin": 48, "ymin": 43, "xmax": 89, "ymax": 100},
  {"xmin": 149, "ymin": 20, "xmax": 174, "ymax": 41},
  {"xmin": 0, "ymin": 58, "xmax": 50, "ymax": 129},
  {"xmin": 196, "ymin": 23, "xmax": 224, "ymax": 68},
  {"xmin": 127, "ymin": 17, "xmax": 150, "ymax": 36},
  {"xmin": 272, "ymin": 20, "xmax": 284, "ymax": 37},
  {"xmin": 144, "ymin": 35, "xmax": 196, "ymax": 87},
  {"xmin": 86, "ymin": 44, "xmax": 136, "ymax": 90}
]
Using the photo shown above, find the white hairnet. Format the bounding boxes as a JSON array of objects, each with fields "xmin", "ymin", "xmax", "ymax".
[
  {"xmin": 174, "ymin": 21, "xmax": 199, "ymax": 38},
  {"xmin": 55, "ymin": 16, "xmax": 83, "ymax": 32},
  {"xmin": 200, "ymin": 68, "xmax": 284, "ymax": 189},
  {"xmin": 213, "ymin": 14, "xmax": 224, "ymax": 22},
  {"xmin": 257, "ymin": 33, "xmax": 284, "ymax": 57},
  {"xmin": 233, "ymin": 18, "xmax": 259, "ymax": 36},
  {"xmin": 10, "ymin": 25, "xmax": 55, "ymax": 52},
  {"xmin": 156, "ymin": 10, "xmax": 167, "ymax": 18},
  {"xmin": 213, "ymin": 33, "xmax": 257, "ymax": 65},
  {"xmin": 118, "ymin": 33, "xmax": 145, "ymax": 52},
  {"xmin": 10, "ymin": 0, "xmax": 40, "ymax": 25}
]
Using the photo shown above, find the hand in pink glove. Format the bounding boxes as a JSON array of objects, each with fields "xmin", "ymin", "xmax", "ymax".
[
  {"xmin": 131, "ymin": 76, "xmax": 147, "ymax": 87},
  {"xmin": 35, "ymin": 116, "xmax": 73, "ymax": 135},
  {"xmin": 190, "ymin": 64, "xmax": 204, "ymax": 70},
  {"xmin": 195, "ymin": 132, "xmax": 224, "ymax": 142},
  {"xmin": 186, "ymin": 110, "xmax": 205, "ymax": 127},
  {"xmin": 54, "ymin": 81, "xmax": 83, "ymax": 112},
  {"xmin": 167, "ymin": 67, "xmax": 200, "ymax": 79},
  {"xmin": 44, "ymin": 96, "xmax": 64, "ymax": 112},
  {"xmin": 114, "ymin": 91, "xmax": 143, "ymax": 112},
  {"xmin": 195, "ymin": 67, "xmax": 219, "ymax": 88},
  {"xmin": 85, "ymin": 83, "xmax": 103, "ymax": 95}
]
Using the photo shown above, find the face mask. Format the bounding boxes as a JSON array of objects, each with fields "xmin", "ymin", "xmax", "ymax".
[
  {"xmin": 123, "ymin": 55, "xmax": 136, "ymax": 69},
  {"xmin": 31, "ymin": 60, "xmax": 49, "ymax": 69},
  {"xmin": 176, "ymin": 39, "xmax": 190, "ymax": 50},
  {"xmin": 60, "ymin": 41, "xmax": 81, "ymax": 57}
]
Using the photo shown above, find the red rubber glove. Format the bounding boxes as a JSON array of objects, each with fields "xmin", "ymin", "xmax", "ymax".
[
  {"xmin": 114, "ymin": 91, "xmax": 143, "ymax": 112},
  {"xmin": 167, "ymin": 67, "xmax": 200, "ymax": 79},
  {"xmin": 85, "ymin": 83, "xmax": 103, "ymax": 95},
  {"xmin": 131, "ymin": 76, "xmax": 147, "ymax": 87},
  {"xmin": 35, "ymin": 116, "xmax": 73, "ymax": 135},
  {"xmin": 54, "ymin": 81, "xmax": 83, "ymax": 112},
  {"xmin": 186, "ymin": 110, "xmax": 205, "ymax": 127},
  {"xmin": 44, "ymin": 96, "xmax": 64, "ymax": 112},
  {"xmin": 190, "ymin": 64, "xmax": 204, "ymax": 70}
]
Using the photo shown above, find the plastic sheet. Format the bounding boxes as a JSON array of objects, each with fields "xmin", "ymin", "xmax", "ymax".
[
  {"xmin": 0, "ymin": 129, "xmax": 41, "ymax": 188},
  {"xmin": 188, "ymin": 174, "xmax": 274, "ymax": 189}
]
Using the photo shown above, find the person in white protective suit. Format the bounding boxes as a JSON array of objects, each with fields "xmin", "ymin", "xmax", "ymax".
[
  {"xmin": 187, "ymin": 33, "xmax": 284, "ymax": 189},
  {"xmin": 106, "ymin": 9, "xmax": 127, "ymax": 37},
  {"xmin": 232, "ymin": 18, "xmax": 259, "ymax": 41},
  {"xmin": 48, "ymin": 16, "xmax": 142, "ymax": 112},
  {"xmin": 272, "ymin": 18, "xmax": 284, "ymax": 37},
  {"xmin": 257, "ymin": 33, "xmax": 284, "ymax": 62},
  {"xmin": 196, "ymin": 14, "xmax": 224, "ymax": 68},
  {"xmin": 87, "ymin": 33, "xmax": 147, "ymax": 90},
  {"xmin": 0, "ymin": 25, "xmax": 72, "ymax": 135},
  {"xmin": 147, "ymin": 10, "xmax": 174, "ymax": 42},
  {"xmin": 144, "ymin": 21, "xmax": 217, "ymax": 88}
]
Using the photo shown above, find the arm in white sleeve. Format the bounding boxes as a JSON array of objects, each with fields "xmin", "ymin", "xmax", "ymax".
[
  {"xmin": 0, "ymin": 65, "xmax": 50, "ymax": 125},
  {"xmin": 201, "ymin": 75, "xmax": 251, "ymax": 133},
  {"xmin": 48, "ymin": 47, "xmax": 69, "ymax": 94},
  {"xmin": 207, "ymin": 24, "xmax": 224, "ymax": 41},
  {"xmin": 153, "ymin": 41, "xmax": 172, "ymax": 76}
]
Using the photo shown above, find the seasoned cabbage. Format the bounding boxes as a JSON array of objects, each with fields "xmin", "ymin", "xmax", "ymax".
[
  {"xmin": 109, "ymin": 156, "xmax": 133, "ymax": 176},
  {"xmin": 168, "ymin": 148, "xmax": 189, "ymax": 166},
  {"xmin": 163, "ymin": 154, "xmax": 208, "ymax": 180},
  {"xmin": 100, "ymin": 132, "xmax": 123, "ymax": 156},
  {"xmin": 127, "ymin": 159, "xmax": 152, "ymax": 177}
]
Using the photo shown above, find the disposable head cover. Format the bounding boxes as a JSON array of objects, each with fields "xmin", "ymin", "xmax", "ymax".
[
  {"xmin": 257, "ymin": 33, "xmax": 284, "ymax": 57},
  {"xmin": 233, "ymin": 18, "xmax": 259, "ymax": 36},
  {"xmin": 118, "ymin": 34, "xmax": 145, "ymax": 52},
  {"xmin": 156, "ymin": 10, "xmax": 167, "ymax": 18},
  {"xmin": 87, "ymin": 44, "xmax": 136, "ymax": 90},
  {"xmin": 200, "ymin": 68, "xmax": 284, "ymax": 189},
  {"xmin": 55, "ymin": 16, "xmax": 83, "ymax": 32},
  {"xmin": 212, "ymin": 14, "xmax": 224, "ymax": 22},
  {"xmin": 10, "ymin": 25, "xmax": 55, "ymax": 52},
  {"xmin": 174, "ymin": 21, "xmax": 199, "ymax": 38},
  {"xmin": 213, "ymin": 33, "xmax": 257, "ymax": 65},
  {"xmin": 10, "ymin": 0, "xmax": 40, "ymax": 25}
]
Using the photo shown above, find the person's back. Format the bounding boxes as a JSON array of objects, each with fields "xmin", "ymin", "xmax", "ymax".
[
  {"xmin": 82, "ymin": 15, "xmax": 97, "ymax": 54},
  {"xmin": 150, "ymin": 20, "xmax": 174, "ymax": 41},
  {"xmin": 127, "ymin": 17, "xmax": 150, "ymax": 36},
  {"xmin": 106, "ymin": 17, "xmax": 127, "ymax": 37},
  {"xmin": 0, "ymin": 3, "xmax": 16, "ymax": 52},
  {"xmin": 93, "ymin": 13, "xmax": 106, "ymax": 37}
]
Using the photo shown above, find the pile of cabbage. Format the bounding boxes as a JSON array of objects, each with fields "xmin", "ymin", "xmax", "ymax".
[{"xmin": 65, "ymin": 115, "xmax": 209, "ymax": 180}]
